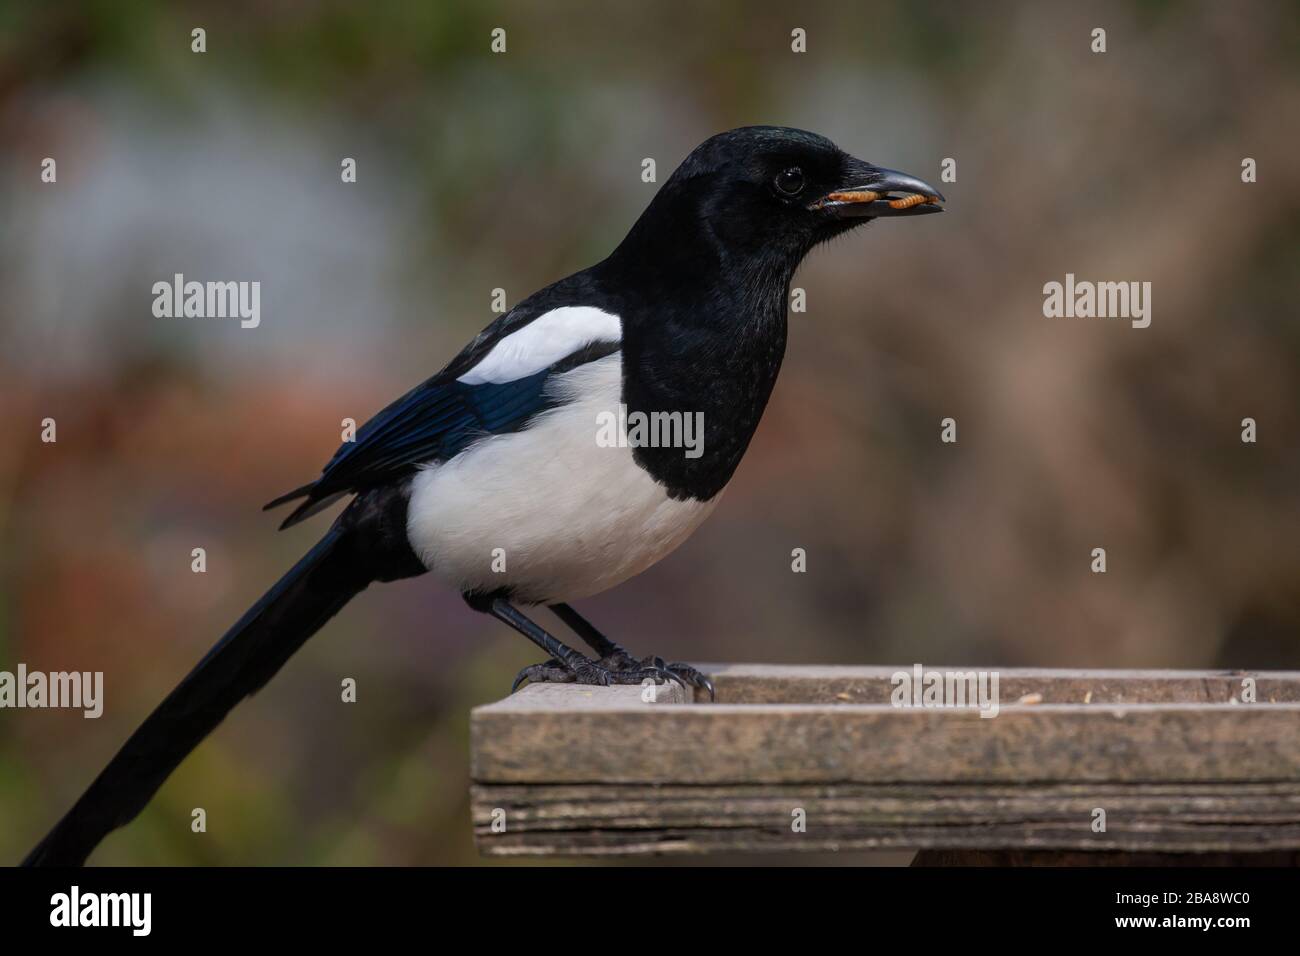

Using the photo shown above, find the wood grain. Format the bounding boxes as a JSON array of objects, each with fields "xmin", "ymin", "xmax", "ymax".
[{"xmin": 469, "ymin": 666, "xmax": 1300, "ymax": 857}]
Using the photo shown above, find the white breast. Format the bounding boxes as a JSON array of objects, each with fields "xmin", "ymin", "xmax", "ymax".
[{"xmin": 407, "ymin": 353, "xmax": 720, "ymax": 604}]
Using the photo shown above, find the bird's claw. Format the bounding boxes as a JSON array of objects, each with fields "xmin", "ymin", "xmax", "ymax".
[
  {"xmin": 662, "ymin": 661, "xmax": 716, "ymax": 702},
  {"xmin": 511, "ymin": 653, "xmax": 714, "ymax": 701},
  {"xmin": 511, "ymin": 658, "xmax": 569, "ymax": 693}
]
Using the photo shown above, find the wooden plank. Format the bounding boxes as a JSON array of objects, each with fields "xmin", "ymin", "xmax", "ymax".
[
  {"xmin": 473, "ymin": 781, "xmax": 1300, "ymax": 830},
  {"xmin": 472, "ymin": 699, "xmax": 1300, "ymax": 785},
  {"xmin": 469, "ymin": 666, "xmax": 1300, "ymax": 856},
  {"xmin": 471, "ymin": 781, "xmax": 1300, "ymax": 856},
  {"xmin": 475, "ymin": 828, "xmax": 1300, "ymax": 858}
]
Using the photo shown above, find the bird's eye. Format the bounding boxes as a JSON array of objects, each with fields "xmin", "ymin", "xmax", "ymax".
[{"xmin": 774, "ymin": 167, "xmax": 805, "ymax": 196}]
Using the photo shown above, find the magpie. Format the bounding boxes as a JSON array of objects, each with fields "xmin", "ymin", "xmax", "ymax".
[{"xmin": 24, "ymin": 126, "xmax": 943, "ymax": 866}]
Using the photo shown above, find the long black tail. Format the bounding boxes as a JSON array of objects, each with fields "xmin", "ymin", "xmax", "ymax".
[{"xmin": 23, "ymin": 521, "xmax": 374, "ymax": 866}]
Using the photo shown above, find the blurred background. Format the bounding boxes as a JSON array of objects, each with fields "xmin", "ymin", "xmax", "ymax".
[{"xmin": 1, "ymin": 0, "xmax": 1298, "ymax": 865}]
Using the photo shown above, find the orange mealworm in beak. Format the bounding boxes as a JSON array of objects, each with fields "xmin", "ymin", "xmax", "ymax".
[
  {"xmin": 826, "ymin": 190, "xmax": 880, "ymax": 204},
  {"xmin": 888, "ymin": 193, "xmax": 932, "ymax": 210}
]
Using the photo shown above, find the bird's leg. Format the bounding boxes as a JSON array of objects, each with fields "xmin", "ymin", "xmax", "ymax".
[
  {"xmin": 549, "ymin": 602, "xmax": 632, "ymax": 663},
  {"xmin": 478, "ymin": 598, "xmax": 684, "ymax": 694},
  {"xmin": 549, "ymin": 602, "xmax": 715, "ymax": 701}
]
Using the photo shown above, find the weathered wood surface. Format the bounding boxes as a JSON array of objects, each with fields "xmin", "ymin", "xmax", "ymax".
[
  {"xmin": 470, "ymin": 665, "xmax": 1300, "ymax": 857},
  {"xmin": 696, "ymin": 664, "xmax": 1300, "ymax": 705}
]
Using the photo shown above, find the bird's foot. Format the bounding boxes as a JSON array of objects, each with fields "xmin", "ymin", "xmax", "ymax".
[
  {"xmin": 512, "ymin": 654, "xmax": 714, "ymax": 701},
  {"xmin": 510, "ymin": 656, "xmax": 682, "ymax": 693},
  {"xmin": 633, "ymin": 658, "xmax": 714, "ymax": 701},
  {"xmin": 599, "ymin": 653, "xmax": 714, "ymax": 701},
  {"xmin": 592, "ymin": 643, "xmax": 716, "ymax": 701}
]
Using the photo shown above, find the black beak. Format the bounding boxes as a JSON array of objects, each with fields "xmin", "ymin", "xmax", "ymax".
[{"xmin": 812, "ymin": 160, "xmax": 946, "ymax": 218}]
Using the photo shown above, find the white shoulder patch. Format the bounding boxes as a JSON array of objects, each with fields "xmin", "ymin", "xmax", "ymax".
[{"xmin": 456, "ymin": 306, "xmax": 622, "ymax": 386}]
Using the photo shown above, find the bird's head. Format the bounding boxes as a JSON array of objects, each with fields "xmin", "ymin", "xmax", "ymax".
[{"xmin": 614, "ymin": 126, "xmax": 943, "ymax": 284}]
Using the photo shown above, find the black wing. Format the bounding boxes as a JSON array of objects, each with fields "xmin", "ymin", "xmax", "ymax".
[{"xmin": 265, "ymin": 306, "xmax": 619, "ymax": 528}]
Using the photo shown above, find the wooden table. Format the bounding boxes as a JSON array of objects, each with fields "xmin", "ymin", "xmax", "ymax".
[{"xmin": 470, "ymin": 665, "xmax": 1300, "ymax": 863}]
